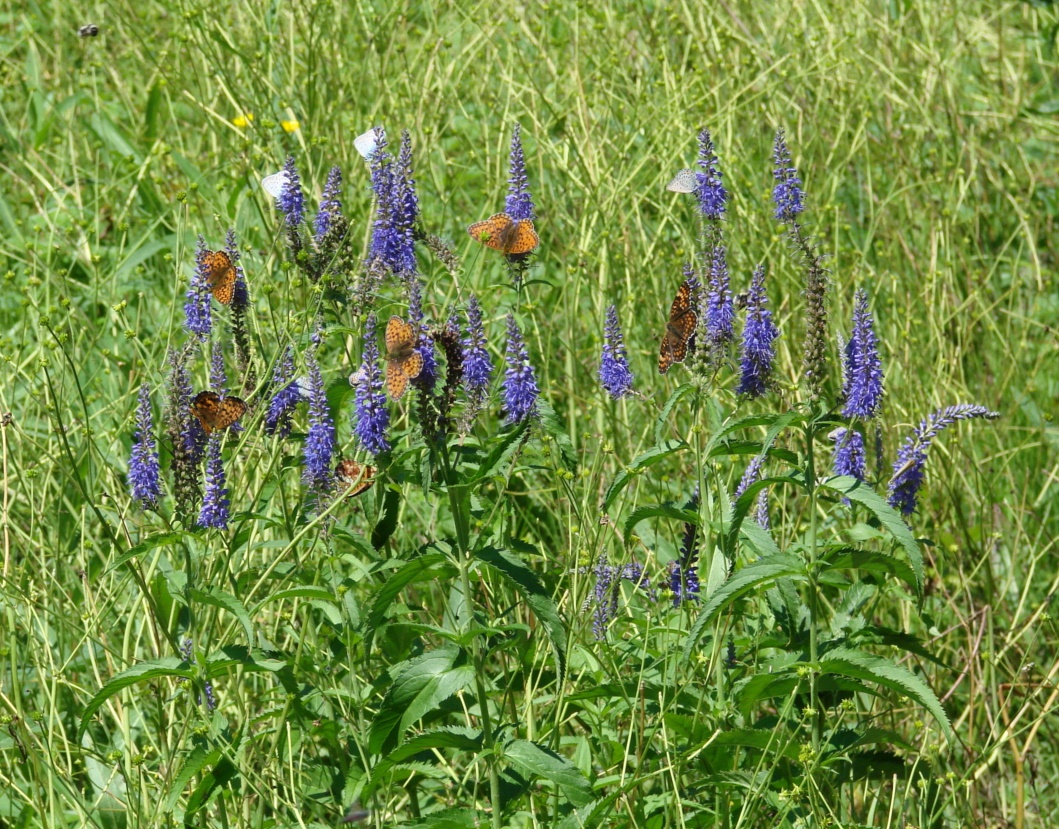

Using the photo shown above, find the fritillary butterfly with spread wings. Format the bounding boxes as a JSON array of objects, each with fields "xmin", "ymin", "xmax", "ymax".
[
  {"xmin": 666, "ymin": 168, "xmax": 699, "ymax": 194},
  {"xmin": 335, "ymin": 459, "xmax": 376, "ymax": 498},
  {"xmin": 467, "ymin": 213, "xmax": 539, "ymax": 256},
  {"xmin": 190, "ymin": 391, "xmax": 248, "ymax": 434},
  {"xmin": 384, "ymin": 315, "xmax": 424, "ymax": 400},
  {"xmin": 658, "ymin": 278, "xmax": 697, "ymax": 374},
  {"xmin": 202, "ymin": 250, "xmax": 237, "ymax": 306}
]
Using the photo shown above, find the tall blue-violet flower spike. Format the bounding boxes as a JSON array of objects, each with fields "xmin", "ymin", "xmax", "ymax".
[
  {"xmin": 407, "ymin": 275, "xmax": 437, "ymax": 389},
  {"xmin": 129, "ymin": 384, "xmax": 161, "ymax": 509},
  {"xmin": 198, "ymin": 434, "xmax": 230, "ymax": 529},
  {"xmin": 184, "ymin": 236, "xmax": 212, "ymax": 339},
  {"xmin": 589, "ymin": 556, "xmax": 619, "ymax": 641},
  {"xmin": 505, "ymin": 123, "xmax": 535, "ymax": 222},
  {"xmin": 842, "ymin": 289, "xmax": 884, "ymax": 419},
  {"xmin": 503, "ymin": 314, "xmax": 539, "ymax": 425},
  {"xmin": 695, "ymin": 128, "xmax": 727, "ymax": 220},
  {"xmin": 705, "ymin": 246, "xmax": 735, "ymax": 347},
  {"xmin": 888, "ymin": 404, "xmax": 999, "ymax": 516},
  {"xmin": 772, "ymin": 129, "xmax": 805, "ymax": 223},
  {"xmin": 209, "ymin": 345, "xmax": 227, "ymax": 393},
  {"xmin": 278, "ymin": 155, "xmax": 304, "ymax": 226},
  {"xmin": 735, "ymin": 454, "xmax": 766, "ymax": 499},
  {"xmin": 462, "ymin": 294, "xmax": 492, "ymax": 390},
  {"xmin": 670, "ymin": 492, "xmax": 701, "ymax": 606},
  {"xmin": 302, "ymin": 350, "xmax": 336, "ymax": 498},
  {"xmin": 314, "ymin": 165, "xmax": 343, "ymax": 242},
  {"xmin": 224, "ymin": 228, "xmax": 249, "ymax": 308},
  {"xmin": 394, "ymin": 131, "xmax": 419, "ymax": 269},
  {"xmin": 831, "ymin": 426, "xmax": 866, "ymax": 497},
  {"xmin": 265, "ymin": 346, "xmax": 302, "ymax": 437},
  {"xmin": 354, "ymin": 314, "xmax": 391, "ymax": 455},
  {"xmin": 737, "ymin": 265, "xmax": 780, "ymax": 397},
  {"xmin": 599, "ymin": 304, "xmax": 634, "ymax": 400}
]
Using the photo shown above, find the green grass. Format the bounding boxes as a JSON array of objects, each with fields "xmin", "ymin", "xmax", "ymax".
[{"xmin": 2, "ymin": 0, "xmax": 1059, "ymax": 826}]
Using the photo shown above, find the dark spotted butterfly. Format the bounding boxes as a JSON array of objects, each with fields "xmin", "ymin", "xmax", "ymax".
[
  {"xmin": 335, "ymin": 459, "xmax": 376, "ymax": 498},
  {"xmin": 658, "ymin": 277, "xmax": 697, "ymax": 374},
  {"xmin": 385, "ymin": 316, "xmax": 424, "ymax": 400},
  {"xmin": 202, "ymin": 250, "xmax": 237, "ymax": 306},
  {"xmin": 190, "ymin": 391, "xmax": 248, "ymax": 434}
]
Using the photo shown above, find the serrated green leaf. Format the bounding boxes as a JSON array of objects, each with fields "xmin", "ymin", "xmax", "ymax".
[
  {"xmin": 79, "ymin": 657, "xmax": 193, "ymax": 740},
  {"xmin": 505, "ymin": 738, "xmax": 594, "ymax": 807},
  {"xmin": 472, "ymin": 419, "xmax": 530, "ymax": 484},
  {"xmin": 107, "ymin": 532, "xmax": 185, "ymax": 572},
  {"xmin": 165, "ymin": 746, "xmax": 219, "ymax": 813},
  {"xmin": 654, "ymin": 383, "xmax": 695, "ymax": 444},
  {"xmin": 189, "ymin": 586, "xmax": 253, "ymax": 645},
  {"xmin": 365, "ymin": 554, "xmax": 455, "ymax": 653},
  {"xmin": 823, "ymin": 548, "xmax": 917, "ymax": 593},
  {"xmin": 603, "ymin": 439, "xmax": 686, "ymax": 511},
  {"xmin": 622, "ymin": 505, "xmax": 698, "ymax": 539},
  {"xmin": 400, "ymin": 807, "xmax": 481, "ymax": 829},
  {"xmin": 366, "ymin": 727, "xmax": 483, "ymax": 794}
]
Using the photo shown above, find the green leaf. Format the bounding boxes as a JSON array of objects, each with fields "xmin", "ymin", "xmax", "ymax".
[
  {"xmin": 602, "ymin": 439, "xmax": 686, "ymax": 512},
  {"xmin": 622, "ymin": 505, "xmax": 698, "ymax": 539},
  {"xmin": 107, "ymin": 532, "xmax": 185, "ymax": 572},
  {"xmin": 254, "ymin": 585, "xmax": 337, "ymax": 611},
  {"xmin": 372, "ymin": 487, "xmax": 401, "ymax": 550},
  {"xmin": 818, "ymin": 647, "xmax": 953, "ymax": 739},
  {"xmin": 79, "ymin": 657, "xmax": 193, "ymax": 740},
  {"xmin": 722, "ymin": 476, "xmax": 797, "ymax": 560},
  {"xmin": 401, "ymin": 808, "xmax": 481, "ymax": 829},
  {"xmin": 823, "ymin": 548, "xmax": 917, "ymax": 594},
  {"xmin": 365, "ymin": 554, "xmax": 456, "ymax": 653},
  {"xmin": 369, "ymin": 646, "xmax": 471, "ymax": 752},
  {"xmin": 165, "ymin": 746, "xmax": 219, "ymax": 813},
  {"xmin": 683, "ymin": 554, "xmax": 808, "ymax": 661},
  {"xmin": 472, "ymin": 419, "xmax": 530, "ymax": 484},
  {"xmin": 475, "ymin": 546, "xmax": 567, "ymax": 680},
  {"xmin": 537, "ymin": 398, "xmax": 577, "ymax": 473},
  {"xmin": 654, "ymin": 383, "xmax": 695, "ymax": 444},
  {"xmin": 505, "ymin": 738, "xmax": 594, "ymax": 807},
  {"xmin": 184, "ymin": 755, "xmax": 238, "ymax": 817},
  {"xmin": 366, "ymin": 727, "xmax": 483, "ymax": 794},
  {"xmin": 189, "ymin": 586, "xmax": 253, "ymax": 645},
  {"xmin": 819, "ymin": 476, "xmax": 922, "ymax": 599}
]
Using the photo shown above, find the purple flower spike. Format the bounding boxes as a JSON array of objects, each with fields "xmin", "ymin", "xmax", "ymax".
[
  {"xmin": 888, "ymin": 404, "xmax": 999, "ymax": 516},
  {"xmin": 735, "ymin": 454, "xmax": 765, "ymax": 499},
  {"xmin": 184, "ymin": 236, "xmax": 212, "ymax": 339},
  {"xmin": 462, "ymin": 294, "xmax": 493, "ymax": 390},
  {"xmin": 831, "ymin": 427, "xmax": 866, "ymax": 488},
  {"xmin": 772, "ymin": 129, "xmax": 805, "ymax": 223},
  {"xmin": 303, "ymin": 350, "xmax": 336, "ymax": 497},
  {"xmin": 265, "ymin": 346, "xmax": 303, "ymax": 437},
  {"xmin": 278, "ymin": 155, "xmax": 304, "ymax": 226},
  {"xmin": 695, "ymin": 128, "xmax": 727, "ymax": 220},
  {"xmin": 671, "ymin": 492, "xmax": 701, "ymax": 607},
  {"xmin": 505, "ymin": 123, "xmax": 535, "ymax": 222},
  {"xmin": 209, "ymin": 345, "xmax": 227, "ymax": 394},
  {"xmin": 129, "ymin": 384, "xmax": 161, "ymax": 510},
  {"xmin": 842, "ymin": 289, "xmax": 884, "ymax": 419},
  {"xmin": 705, "ymin": 246, "xmax": 735, "ymax": 348},
  {"xmin": 198, "ymin": 434, "xmax": 230, "ymax": 529},
  {"xmin": 503, "ymin": 314, "xmax": 539, "ymax": 425},
  {"xmin": 315, "ymin": 165, "xmax": 343, "ymax": 242},
  {"xmin": 590, "ymin": 556, "xmax": 619, "ymax": 641},
  {"xmin": 736, "ymin": 265, "xmax": 780, "ymax": 397},
  {"xmin": 354, "ymin": 314, "xmax": 391, "ymax": 455},
  {"xmin": 599, "ymin": 304, "xmax": 634, "ymax": 400},
  {"xmin": 407, "ymin": 275, "xmax": 437, "ymax": 390}
]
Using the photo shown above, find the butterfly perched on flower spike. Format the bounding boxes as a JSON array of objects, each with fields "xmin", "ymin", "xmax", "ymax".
[
  {"xmin": 335, "ymin": 458, "xmax": 376, "ymax": 498},
  {"xmin": 666, "ymin": 168, "xmax": 699, "ymax": 194},
  {"xmin": 260, "ymin": 171, "xmax": 289, "ymax": 200},
  {"xmin": 202, "ymin": 250, "xmax": 237, "ymax": 306},
  {"xmin": 384, "ymin": 315, "xmax": 424, "ymax": 400},
  {"xmin": 467, "ymin": 213, "xmax": 539, "ymax": 256},
  {"xmin": 190, "ymin": 391, "xmax": 248, "ymax": 434},
  {"xmin": 658, "ymin": 278, "xmax": 698, "ymax": 374}
]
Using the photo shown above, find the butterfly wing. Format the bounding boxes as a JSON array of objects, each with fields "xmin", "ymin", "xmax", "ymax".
[
  {"xmin": 354, "ymin": 129, "xmax": 379, "ymax": 160},
  {"xmin": 385, "ymin": 315, "xmax": 417, "ymax": 356},
  {"xmin": 335, "ymin": 460, "xmax": 376, "ymax": 497},
  {"xmin": 468, "ymin": 214, "xmax": 514, "ymax": 252},
  {"xmin": 658, "ymin": 279, "xmax": 698, "ymax": 374},
  {"xmin": 386, "ymin": 360, "xmax": 410, "ymax": 399},
  {"xmin": 203, "ymin": 250, "xmax": 236, "ymax": 305},
  {"xmin": 261, "ymin": 171, "xmax": 289, "ymax": 199},
  {"xmin": 216, "ymin": 396, "xmax": 248, "ymax": 430},
  {"xmin": 666, "ymin": 168, "xmax": 699, "ymax": 194},
  {"xmin": 506, "ymin": 219, "xmax": 539, "ymax": 255},
  {"xmin": 190, "ymin": 391, "xmax": 222, "ymax": 434},
  {"xmin": 401, "ymin": 349, "xmax": 424, "ymax": 380}
]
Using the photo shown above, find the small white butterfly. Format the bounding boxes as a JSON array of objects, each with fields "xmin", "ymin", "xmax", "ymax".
[
  {"xmin": 348, "ymin": 367, "xmax": 368, "ymax": 388},
  {"xmin": 666, "ymin": 168, "xmax": 699, "ymax": 194},
  {"xmin": 354, "ymin": 128, "xmax": 381, "ymax": 161},
  {"xmin": 261, "ymin": 171, "xmax": 289, "ymax": 199},
  {"xmin": 293, "ymin": 376, "xmax": 313, "ymax": 398}
]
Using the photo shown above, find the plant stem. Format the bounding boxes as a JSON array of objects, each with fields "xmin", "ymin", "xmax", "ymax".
[{"xmin": 805, "ymin": 423, "xmax": 821, "ymax": 753}]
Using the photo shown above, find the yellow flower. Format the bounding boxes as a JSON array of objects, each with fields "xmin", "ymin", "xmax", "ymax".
[
  {"xmin": 232, "ymin": 113, "xmax": 254, "ymax": 128},
  {"xmin": 281, "ymin": 119, "xmax": 300, "ymax": 133}
]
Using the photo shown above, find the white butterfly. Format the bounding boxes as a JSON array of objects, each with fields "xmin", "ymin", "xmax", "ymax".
[
  {"xmin": 666, "ymin": 168, "xmax": 699, "ymax": 194},
  {"xmin": 354, "ymin": 128, "xmax": 381, "ymax": 161},
  {"xmin": 261, "ymin": 170, "xmax": 289, "ymax": 199}
]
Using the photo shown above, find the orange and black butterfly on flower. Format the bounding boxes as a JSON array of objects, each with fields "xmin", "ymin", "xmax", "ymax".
[
  {"xmin": 658, "ymin": 277, "xmax": 698, "ymax": 374},
  {"xmin": 335, "ymin": 459, "xmax": 376, "ymax": 498},
  {"xmin": 384, "ymin": 315, "xmax": 424, "ymax": 400},
  {"xmin": 202, "ymin": 250, "xmax": 237, "ymax": 306},
  {"xmin": 467, "ymin": 213, "xmax": 539, "ymax": 256},
  {"xmin": 190, "ymin": 391, "xmax": 248, "ymax": 434}
]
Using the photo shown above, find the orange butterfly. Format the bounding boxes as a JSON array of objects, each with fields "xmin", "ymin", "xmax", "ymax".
[
  {"xmin": 203, "ymin": 250, "xmax": 237, "ymax": 306},
  {"xmin": 335, "ymin": 459, "xmax": 376, "ymax": 497},
  {"xmin": 658, "ymin": 278, "xmax": 697, "ymax": 374},
  {"xmin": 467, "ymin": 213, "xmax": 539, "ymax": 256},
  {"xmin": 190, "ymin": 391, "xmax": 248, "ymax": 434},
  {"xmin": 384, "ymin": 315, "xmax": 424, "ymax": 400}
]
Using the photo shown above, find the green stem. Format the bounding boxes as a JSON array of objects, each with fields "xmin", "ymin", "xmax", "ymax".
[{"xmin": 805, "ymin": 425, "xmax": 820, "ymax": 753}]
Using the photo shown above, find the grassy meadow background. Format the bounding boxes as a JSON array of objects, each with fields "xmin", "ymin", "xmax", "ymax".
[{"xmin": 2, "ymin": 0, "xmax": 1059, "ymax": 826}]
